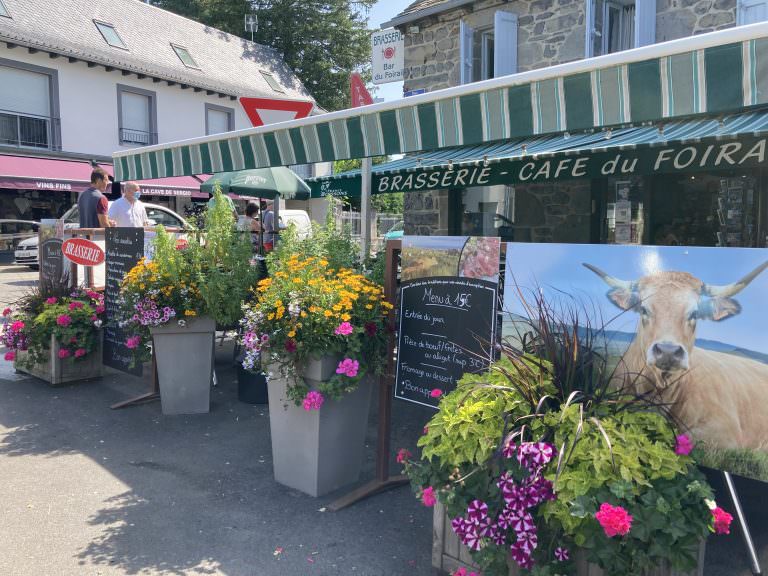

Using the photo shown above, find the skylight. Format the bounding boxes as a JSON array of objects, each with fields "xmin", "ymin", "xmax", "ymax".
[
  {"xmin": 172, "ymin": 44, "xmax": 199, "ymax": 69},
  {"xmin": 260, "ymin": 71, "xmax": 284, "ymax": 93},
  {"xmin": 0, "ymin": 1, "xmax": 11, "ymax": 18},
  {"xmin": 94, "ymin": 21, "xmax": 127, "ymax": 50}
]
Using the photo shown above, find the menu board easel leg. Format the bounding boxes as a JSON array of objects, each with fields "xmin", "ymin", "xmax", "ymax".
[
  {"xmin": 110, "ymin": 342, "xmax": 161, "ymax": 410},
  {"xmin": 328, "ymin": 240, "xmax": 409, "ymax": 512},
  {"xmin": 724, "ymin": 471, "xmax": 763, "ymax": 575}
]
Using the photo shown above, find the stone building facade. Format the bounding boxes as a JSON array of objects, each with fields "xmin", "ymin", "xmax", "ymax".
[{"xmin": 392, "ymin": 0, "xmax": 741, "ymax": 238}]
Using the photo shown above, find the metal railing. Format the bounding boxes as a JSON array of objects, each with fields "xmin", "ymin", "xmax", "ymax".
[
  {"xmin": 119, "ymin": 128, "xmax": 158, "ymax": 146},
  {"xmin": 0, "ymin": 109, "xmax": 59, "ymax": 150}
]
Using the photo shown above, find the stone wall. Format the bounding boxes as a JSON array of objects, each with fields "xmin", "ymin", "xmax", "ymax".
[
  {"xmin": 656, "ymin": 0, "xmax": 737, "ymax": 42},
  {"xmin": 404, "ymin": 189, "xmax": 453, "ymax": 235},
  {"xmin": 402, "ymin": 0, "xmax": 738, "ymax": 94}
]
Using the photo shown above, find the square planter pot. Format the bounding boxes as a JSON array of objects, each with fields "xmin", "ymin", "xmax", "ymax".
[
  {"xmin": 150, "ymin": 316, "xmax": 215, "ymax": 415},
  {"xmin": 433, "ymin": 503, "xmax": 705, "ymax": 576},
  {"xmin": 267, "ymin": 356, "xmax": 373, "ymax": 497},
  {"xmin": 15, "ymin": 331, "xmax": 103, "ymax": 386},
  {"xmin": 237, "ymin": 366, "xmax": 268, "ymax": 404}
]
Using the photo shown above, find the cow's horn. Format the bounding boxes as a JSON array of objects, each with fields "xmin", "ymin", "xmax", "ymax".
[
  {"xmin": 583, "ymin": 263, "xmax": 634, "ymax": 290},
  {"xmin": 704, "ymin": 260, "xmax": 768, "ymax": 298}
]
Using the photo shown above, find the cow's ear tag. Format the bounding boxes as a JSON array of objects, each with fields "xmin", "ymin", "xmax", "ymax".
[
  {"xmin": 607, "ymin": 288, "xmax": 638, "ymax": 311},
  {"xmin": 700, "ymin": 297, "xmax": 742, "ymax": 321}
]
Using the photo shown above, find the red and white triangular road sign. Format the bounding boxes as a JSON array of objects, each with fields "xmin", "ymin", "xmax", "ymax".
[
  {"xmin": 239, "ymin": 97, "xmax": 314, "ymax": 127},
  {"xmin": 350, "ymin": 73, "xmax": 373, "ymax": 108}
]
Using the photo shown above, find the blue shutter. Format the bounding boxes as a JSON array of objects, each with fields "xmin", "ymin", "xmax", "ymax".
[
  {"xmin": 494, "ymin": 11, "xmax": 518, "ymax": 77},
  {"xmin": 634, "ymin": 0, "xmax": 656, "ymax": 48},
  {"xmin": 460, "ymin": 20, "xmax": 474, "ymax": 84}
]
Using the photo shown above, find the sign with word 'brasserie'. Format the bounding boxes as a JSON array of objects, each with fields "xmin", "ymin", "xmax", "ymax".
[
  {"xmin": 395, "ymin": 236, "xmax": 500, "ymax": 409},
  {"xmin": 103, "ymin": 227, "xmax": 144, "ymax": 375},
  {"xmin": 372, "ymin": 28, "xmax": 404, "ymax": 85},
  {"xmin": 62, "ymin": 238, "xmax": 105, "ymax": 266}
]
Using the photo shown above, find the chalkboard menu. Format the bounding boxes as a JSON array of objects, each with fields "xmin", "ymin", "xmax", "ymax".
[
  {"xmin": 394, "ymin": 276, "xmax": 497, "ymax": 409},
  {"xmin": 38, "ymin": 220, "xmax": 72, "ymax": 291},
  {"xmin": 104, "ymin": 227, "xmax": 144, "ymax": 375}
]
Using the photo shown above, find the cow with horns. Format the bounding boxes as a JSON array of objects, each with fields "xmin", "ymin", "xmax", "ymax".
[{"xmin": 584, "ymin": 260, "xmax": 768, "ymax": 450}]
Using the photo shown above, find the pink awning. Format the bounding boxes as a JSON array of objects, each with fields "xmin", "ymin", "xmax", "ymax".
[{"xmin": 0, "ymin": 155, "xmax": 207, "ymax": 198}]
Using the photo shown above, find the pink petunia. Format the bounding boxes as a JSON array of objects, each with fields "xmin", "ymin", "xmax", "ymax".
[
  {"xmin": 421, "ymin": 486, "xmax": 437, "ymax": 507},
  {"xmin": 674, "ymin": 434, "xmax": 694, "ymax": 456},
  {"xmin": 430, "ymin": 388, "xmax": 443, "ymax": 398},
  {"xmin": 125, "ymin": 336, "xmax": 141, "ymax": 350},
  {"xmin": 45, "ymin": 297, "xmax": 58, "ymax": 305},
  {"xmin": 396, "ymin": 448, "xmax": 412, "ymax": 464},
  {"xmin": 712, "ymin": 507, "xmax": 733, "ymax": 535},
  {"xmin": 595, "ymin": 503, "xmax": 633, "ymax": 537},
  {"xmin": 58, "ymin": 348, "xmax": 71, "ymax": 359},
  {"xmin": 4, "ymin": 350, "xmax": 15, "ymax": 361},
  {"xmin": 554, "ymin": 547, "xmax": 569, "ymax": 561},
  {"xmin": 74, "ymin": 348, "xmax": 87, "ymax": 358},
  {"xmin": 334, "ymin": 322, "xmax": 354, "ymax": 336},
  {"xmin": 95, "ymin": 305, "xmax": 105, "ymax": 314},
  {"xmin": 302, "ymin": 390, "xmax": 325, "ymax": 411},
  {"xmin": 56, "ymin": 315, "xmax": 71, "ymax": 327},
  {"xmin": 10, "ymin": 320, "xmax": 25, "ymax": 333},
  {"xmin": 335, "ymin": 358, "xmax": 359, "ymax": 378}
]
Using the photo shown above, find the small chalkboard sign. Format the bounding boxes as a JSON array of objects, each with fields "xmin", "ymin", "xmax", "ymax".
[
  {"xmin": 394, "ymin": 276, "xmax": 497, "ymax": 409},
  {"xmin": 104, "ymin": 227, "xmax": 144, "ymax": 375}
]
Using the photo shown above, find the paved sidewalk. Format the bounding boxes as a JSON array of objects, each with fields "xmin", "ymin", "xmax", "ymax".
[{"xmin": 0, "ymin": 263, "xmax": 38, "ymax": 308}]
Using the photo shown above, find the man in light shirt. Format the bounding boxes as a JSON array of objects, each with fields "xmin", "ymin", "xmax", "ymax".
[{"xmin": 108, "ymin": 181, "xmax": 149, "ymax": 227}]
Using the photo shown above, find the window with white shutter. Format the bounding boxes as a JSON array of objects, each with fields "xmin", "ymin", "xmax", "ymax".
[
  {"xmin": 460, "ymin": 10, "xmax": 518, "ymax": 85},
  {"xmin": 0, "ymin": 62, "xmax": 57, "ymax": 149},
  {"xmin": 117, "ymin": 85, "xmax": 156, "ymax": 146},
  {"xmin": 739, "ymin": 0, "xmax": 768, "ymax": 24},
  {"xmin": 205, "ymin": 104, "xmax": 234, "ymax": 135}
]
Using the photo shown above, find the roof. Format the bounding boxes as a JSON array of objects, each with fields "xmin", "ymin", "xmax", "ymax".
[
  {"xmin": 381, "ymin": 0, "xmax": 474, "ymax": 28},
  {"xmin": 305, "ymin": 109, "xmax": 768, "ymax": 196},
  {"xmin": 0, "ymin": 0, "xmax": 314, "ymax": 101}
]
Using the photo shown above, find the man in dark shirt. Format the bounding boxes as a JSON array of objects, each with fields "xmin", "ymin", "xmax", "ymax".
[{"xmin": 78, "ymin": 167, "xmax": 112, "ymax": 228}]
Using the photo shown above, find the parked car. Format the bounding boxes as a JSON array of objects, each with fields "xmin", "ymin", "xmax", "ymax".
[
  {"xmin": 14, "ymin": 203, "xmax": 189, "ymax": 269},
  {"xmin": 1, "ymin": 219, "xmax": 39, "ymax": 254},
  {"xmin": 279, "ymin": 209, "xmax": 312, "ymax": 240},
  {"xmin": 383, "ymin": 220, "xmax": 404, "ymax": 241}
]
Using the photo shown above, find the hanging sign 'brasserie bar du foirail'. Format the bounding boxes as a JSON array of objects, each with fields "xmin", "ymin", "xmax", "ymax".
[{"xmin": 395, "ymin": 237, "xmax": 500, "ymax": 409}]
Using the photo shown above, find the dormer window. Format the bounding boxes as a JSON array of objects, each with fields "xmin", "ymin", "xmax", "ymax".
[
  {"xmin": 260, "ymin": 71, "xmax": 285, "ymax": 93},
  {"xmin": 95, "ymin": 21, "xmax": 127, "ymax": 50},
  {"xmin": 172, "ymin": 44, "xmax": 199, "ymax": 69}
]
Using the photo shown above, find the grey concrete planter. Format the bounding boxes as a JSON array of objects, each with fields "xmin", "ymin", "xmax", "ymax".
[
  {"xmin": 433, "ymin": 503, "xmax": 705, "ymax": 576},
  {"xmin": 268, "ymin": 355, "xmax": 373, "ymax": 497},
  {"xmin": 150, "ymin": 316, "xmax": 215, "ymax": 415},
  {"xmin": 15, "ymin": 331, "xmax": 103, "ymax": 386}
]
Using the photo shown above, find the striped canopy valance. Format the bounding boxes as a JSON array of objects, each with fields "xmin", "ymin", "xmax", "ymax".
[{"xmin": 114, "ymin": 25, "xmax": 768, "ymax": 181}]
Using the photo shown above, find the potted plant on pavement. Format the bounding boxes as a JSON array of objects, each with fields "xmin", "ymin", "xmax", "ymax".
[
  {"xmin": 119, "ymin": 187, "xmax": 261, "ymax": 415},
  {"xmin": 401, "ymin": 296, "xmax": 732, "ymax": 576},
  {"xmin": 239, "ymin": 252, "xmax": 390, "ymax": 496},
  {"xmin": 2, "ymin": 288, "xmax": 105, "ymax": 385}
]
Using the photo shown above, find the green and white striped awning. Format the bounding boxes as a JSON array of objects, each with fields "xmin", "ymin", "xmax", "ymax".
[
  {"xmin": 114, "ymin": 23, "xmax": 768, "ymax": 182},
  {"xmin": 306, "ymin": 108, "xmax": 768, "ymax": 196}
]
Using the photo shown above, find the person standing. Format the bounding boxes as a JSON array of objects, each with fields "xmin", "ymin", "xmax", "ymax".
[
  {"xmin": 262, "ymin": 199, "xmax": 276, "ymax": 252},
  {"xmin": 77, "ymin": 167, "xmax": 112, "ymax": 228},
  {"xmin": 108, "ymin": 182, "xmax": 149, "ymax": 227},
  {"xmin": 237, "ymin": 201, "xmax": 262, "ymax": 251},
  {"xmin": 208, "ymin": 191, "xmax": 238, "ymax": 221}
]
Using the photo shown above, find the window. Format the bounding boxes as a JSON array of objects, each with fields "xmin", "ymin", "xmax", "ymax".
[
  {"xmin": 117, "ymin": 85, "xmax": 157, "ymax": 146},
  {"xmin": 585, "ymin": 0, "xmax": 655, "ymax": 58},
  {"xmin": 0, "ymin": 59, "xmax": 60, "ymax": 149},
  {"xmin": 739, "ymin": 0, "xmax": 768, "ymax": 24},
  {"xmin": 260, "ymin": 71, "xmax": 285, "ymax": 93},
  {"xmin": 0, "ymin": 1, "xmax": 11, "ymax": 18},
  {"xmin": 172, "ymin": 44, "xmax": 199, "ymax": 69},
  {"xmin": 94, "ymin": 21, "xmax": 127, "ymax": 50},
  {"xmin": 460, "ymin": 11, "xmax": 518, "ymax": 85},
  {"xmin": 205, "ymin": 103, "xmax": 234, "ymax": 135}
]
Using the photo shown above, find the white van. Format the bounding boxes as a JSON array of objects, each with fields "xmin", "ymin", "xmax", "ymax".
[{"xmin": 279, "ymin": 209, "xmax": 311, "ymax": 239}]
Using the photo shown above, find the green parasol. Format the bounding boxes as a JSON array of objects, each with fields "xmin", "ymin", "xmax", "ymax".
[{"xmin": 200, "ymin": 167, "xmax": 310, "ymax": 200}]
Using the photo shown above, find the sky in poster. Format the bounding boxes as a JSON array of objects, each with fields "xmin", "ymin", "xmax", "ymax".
[{"xmin": 504, "ymin": 243, "xmax": 768, "ymax": 355}]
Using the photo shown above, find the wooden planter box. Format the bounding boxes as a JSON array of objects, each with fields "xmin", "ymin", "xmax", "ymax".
[
  {"xmin": 433, "ymin": 503, "xmax": 706, "ymax": 576},
  {"xmin": 15, "ymin": 331, "xmax": 103, "ymax": 386}
]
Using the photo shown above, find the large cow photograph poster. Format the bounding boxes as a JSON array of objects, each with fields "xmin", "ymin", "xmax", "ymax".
[
  {"xmin": 395, "ymin": 236, "xmax": 500, "ymax": 408},
  {"xmin": 503, "ymin": 243, "xmax": 768, "ymax": 481}
]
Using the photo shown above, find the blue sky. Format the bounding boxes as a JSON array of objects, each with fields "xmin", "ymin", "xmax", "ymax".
[
  {"xmin": 504, "ymin": 243, "xmax": 768, "ymax": 354},
  {"xmin": 368, "ymin": 0, "xmax": 412, "ymax": 101}
]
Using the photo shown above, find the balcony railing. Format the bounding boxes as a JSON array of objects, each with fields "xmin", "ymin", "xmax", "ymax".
[
  {"xmin": 0, "ymin": 109, "xmax": 59, "ymax": 150},
  {"xmin": 119, "ymin": 128, "xmax": 158, "ymax": 146}
]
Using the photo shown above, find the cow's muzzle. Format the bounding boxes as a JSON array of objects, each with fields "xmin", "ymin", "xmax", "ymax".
[{"xmin": 647, "ymin": 341, "xmax": 689, "ymax": 372}]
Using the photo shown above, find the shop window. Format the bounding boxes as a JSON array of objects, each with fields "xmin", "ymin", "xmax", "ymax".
[
  {"xmin": 738, "ymin": 0, "xmax": 768, "ymax": 24},
  {"xmin": 205, "ymin": 103, "xmax": 234, "ymax": 135},
  {"xmin": 585, "ymin": 0, "xmax": 655, "ymax": 58},
  {"xmin": 461, "ymin": 185, "xmax": 516, "ymax": 237},
  {"xmin": 0, "ymin": 60, "xmax": 59, "ymax": 150},
  {"xmin": 118, "ymin": 85, "xmax": 157, "ymax": 146},
  {"xmin": 460, "ymin": 11, "xmax": 518, "ymax": 84},
  {"xmin": 602, "ymin": 177, "xmax": 646, "ymax": 244}
]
